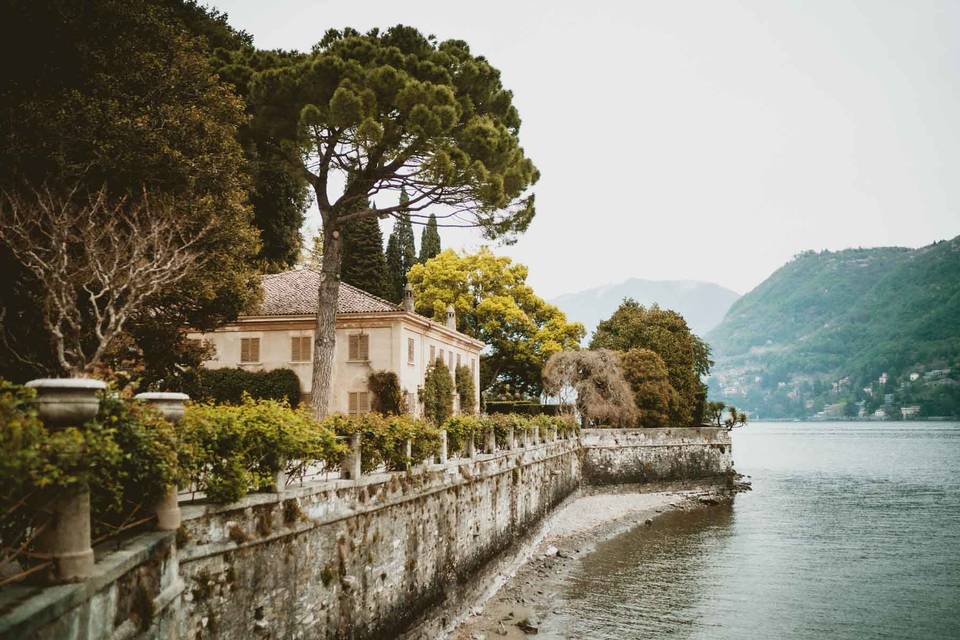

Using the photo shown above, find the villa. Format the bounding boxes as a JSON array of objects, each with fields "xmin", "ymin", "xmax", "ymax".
[{"xmin": 189, "ymin": 269, "xmax": 483, "ymax": 416}]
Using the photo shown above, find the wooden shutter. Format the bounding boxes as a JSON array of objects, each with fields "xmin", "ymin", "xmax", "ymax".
[
  {"xmin": 408, "ymin": 337, "xmax": 415, "ymax": 363},
  {"xmin": 430, "ymin": 345, "xmax": 435, "ymax": 363},
  {"xmin": 348, "ymin": 392, "xmax": 358, "ymax": 415},
  {"xmin": 349, "ymin": 335, "xmax": 359, "ymax": 360},
  {"xmin": 359, "ymin": 391, "xmax": 370, "ymax": 413},
  {"xmin": 240, "ymin": 338, "xmax": 259, "ymax": 363},
  {"xmin": 359, "ymin": 335, "xmax": 369, "ymax": 361}
]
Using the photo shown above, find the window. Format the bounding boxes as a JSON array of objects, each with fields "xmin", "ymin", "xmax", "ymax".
[
  {"xmin": 429, "ymin": 345, "xmax": 436, "ymax": 363},
  {"xmin": 439, "ymin": 348, "xmax": 445, "ymax": 365},
  {"xmin": 348, "ymin": 334, "xmax": 369, "ymax": 361},
  {"xmin": 471, "ymin": 358, "xmax": 476, "ymax": 376},
  {"xmin": 448, "ymin": 352, "xmax": 454, "ymax": 372},
  {"xmin": 348, "ymin": 391, "xmax": 370, "ymax": 416},
  {"xmin": 290, "ymin": 336, "xmax": 311, "ymax": 362},
  {"xmin": 408, "ymin": 337, "xmax": 415, "ymax": 364},
  {"xmin": 456, "ymin": 353, "xmax": 461, "ymax": 369},
  {"xmin": 240, "ymin": 337, "xmax": 260, "ymax": 363}
]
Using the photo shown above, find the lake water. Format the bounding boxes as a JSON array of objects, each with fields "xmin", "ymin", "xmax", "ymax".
[{"xmin": 547, "ymin": 421, "xmax": 960, "ymax": 639}]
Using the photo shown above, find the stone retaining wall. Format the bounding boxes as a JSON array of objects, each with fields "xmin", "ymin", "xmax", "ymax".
[
  {"xmin": 581, "ymin": 427, "xmax": 733, "ymax": 484},
  {"xmin": 1, "ymin": 428, "xmax": 732, "ymax": 640}
]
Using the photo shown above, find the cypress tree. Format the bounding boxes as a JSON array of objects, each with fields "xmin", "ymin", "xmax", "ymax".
[
  {"xmin": 419, "ymin": 213, "xmax": 441, "ymax": 263},
  {"xmin": 384, "ymin": 189, "xmax": 418, "ymax": 302},
  {"xmin": 340, "ymin": 202, "xmax": 389, "ymax": 298}
]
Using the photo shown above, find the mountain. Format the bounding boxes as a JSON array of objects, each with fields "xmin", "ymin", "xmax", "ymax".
[
  {"xmin": 551, "ymin": 279, "xmax": 740, "ymax": 339},
  {"xmin": 707, "ymin": 237, "xmax": 960, "ymax": 418}
]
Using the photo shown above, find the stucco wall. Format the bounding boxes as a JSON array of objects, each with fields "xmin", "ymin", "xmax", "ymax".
[
  {"xmin": 581, "ymin": 427, "xmax": 733, "ymax": 484},
  {"xmin": 192, "ymin": 315, "xmax": 482, "ymax": 417}
]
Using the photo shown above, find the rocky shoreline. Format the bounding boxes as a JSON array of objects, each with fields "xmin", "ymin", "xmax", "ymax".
[{"xmin": 451, "ymin": 478, "xmax": 748, "ymax": 639}]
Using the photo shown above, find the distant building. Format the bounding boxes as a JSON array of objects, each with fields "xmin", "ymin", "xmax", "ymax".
[
  {"xmin": 862, "ymin": 386, "xmax": 873, "ymax": 396},
  {"xmin": 901, "ymin": 406, "xmax": 921, "ymax": 418},
  {"xmin": 924, "ymin": 369, "xmax": 952, "ymax": 380},
  {"xmin": 879, "ymin": 372, "xmax": 889, "ymax": 385},
  {"xmin": 909, "ymin": 372, "xmax": 921, "ymax": 382},
  {"xmin": 873, "ymin": 409, "xmax": 886, "ymax": 418}
]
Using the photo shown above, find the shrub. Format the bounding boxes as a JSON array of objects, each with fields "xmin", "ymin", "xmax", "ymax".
[
  {"xmin": 185, "ymin": 367, "xmax": 302, "ymax": 407},
  {"xmin": 368, "ymin": 371, "xmax": 406, "ymax": 415},
  {"xmin": 1, "ymin": 381, "xmax": 121, "ymax": 580},
  {"xmin": 90, "ymin": 395, "xmax": 179, "ymax": 536},
  {"xmin": 443, "ymin": 415, "xmax": 484, "ymax": 455},
  {"xmin": 421, "ymin": 359, "xmax": 454, "ymax": 425},
  {"xmin": 177, "ymin": 397, "xmax": 344, "ymax": 503},
  {"xmin": 484, "ymin": 401, "xmax": 562, "ymax": 416},
  {"xmin": 327, "ymin": 413, "xmax": 440, "ymax": 472},
  {"xmin": 455, "ymin": 365, "xmax": 476, "ymax": 414}
]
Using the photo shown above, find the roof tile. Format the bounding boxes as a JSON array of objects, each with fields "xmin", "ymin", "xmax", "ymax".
[{"xmin": 253, "ymin": 269, "xmax": 399, "ymax": 316}]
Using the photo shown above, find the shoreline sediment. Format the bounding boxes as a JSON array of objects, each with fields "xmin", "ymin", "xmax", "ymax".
[{"xmin": 450, "ymin": 479, "xmax": 743, "ymax": 639}]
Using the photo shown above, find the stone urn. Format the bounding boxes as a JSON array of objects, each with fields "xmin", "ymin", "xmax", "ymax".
[
  {"xmin": 134, "ymin": 391, "xmax": 190, "ymax": 423},
  {"xmin": 25, "ymin": 377, "xmax": 107, "ymax": 429},
  {"xmin": 25, "ymin": 377, "xmax": 107, "ymax": 582},
  {"xmin": 134, "ymin": 392, "xmax": 189, "ymax": 531}
]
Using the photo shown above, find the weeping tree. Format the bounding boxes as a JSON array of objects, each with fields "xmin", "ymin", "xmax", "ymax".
[
  {"xmin": 250, "ymin": 25, "xmax": 539, "ymax": 417},
  {"xmin": 543, "ymin": 350, "xmax": 638, "ymax": 428}
]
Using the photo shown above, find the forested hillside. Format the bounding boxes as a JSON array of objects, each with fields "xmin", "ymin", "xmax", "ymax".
[{"xmin": 707, "ymin": 237, "xmax": 960, "ymax": 418}]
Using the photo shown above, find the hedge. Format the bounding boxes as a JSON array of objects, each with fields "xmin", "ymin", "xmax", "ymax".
[
  {"xmin": 484, "ymin": 401, "xmax": 563, "ymax": 416},
  {"xmin": 185, "ymin": 367, "xmax": 302, "ymax": 407}
]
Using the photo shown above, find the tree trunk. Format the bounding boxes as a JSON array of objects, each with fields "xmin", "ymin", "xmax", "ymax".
[{"xmin": 310, "ymin": 221, "xmax": 342, "ymax": 418}]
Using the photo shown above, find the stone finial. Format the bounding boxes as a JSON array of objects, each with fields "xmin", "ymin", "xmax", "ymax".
[
  {"xmin": 403, "ymin": 283, "xmax": 415, "ymax": 312},
  {"xmin": 445, "ymin": 304, "xmax": 456, "ymax": 330}
]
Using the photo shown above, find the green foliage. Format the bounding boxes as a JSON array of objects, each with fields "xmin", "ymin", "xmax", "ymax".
[
  {"xmin": 384, "ymin": 190, "xmax": 418, "ymax": 302},
  {"xmin": 90, "ymin": 395, "xmax": 180, "ymax": 533},
  {"xmin": 328, "ymin": 413, "xmax": 440, "ymax": 472},
  {"xmin": 341, "ymin": 205, "xmax": 389, "ymax": 298},
  {"xmin": 591, "ymin": 300, "xmax": 712, "ymax": 425},
  {"xmin": 443, "ymin": 415, "xmax": 484, "ymax": 454},
  {"xmin": 543, "ymin": 349, "xmax": 638, "ymax": 427},
  {"xmin": 421, "ymin": 359, "xmax": 455, "ymax": 425},
  {"xmin": 408, "ymin": 248, "xmax": 585, "ymax": 395},
  {"xmin": 368, "ymin": 371, "xmax": 406, "ymax": 415},
  {"xmin": 709, "ymin": 239, "xmax": 960, "ymax": 418},
  {"xmin": 455, "ymin": 365, "xmax": 476, "ymax": 414},
  {"xmin": 178, "ymin": 397, "xmax": 345, "ymax": 502},
  {"xmin": 483, "ymin": 401, "xmax": 563, "ymax": 416},
  {"xmin": 418, "ymin": 214, "xmax": 441, "ymax": 263},
  {"xmin": 619, "ymin": 348, "xmax": 677, "ymax": 428},
  {"xmin": 249, "ymin": 24, "xmax": 540, "ymax": 415},
  {"xmin": 186, "ymin": 368, "xmax": 302, "ymax": 407},
  {"xmin": 0, "ymin": 0, "xmax": 261, "ymax": 383},
  {"xmin": 705, "ymin": 401, "xmax": 727, "ymax": 427}
]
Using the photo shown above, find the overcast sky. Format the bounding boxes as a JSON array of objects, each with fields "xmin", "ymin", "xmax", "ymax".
[{"xmin": 211, "ymin": 0, "xmax": 960, "ymax": 297}]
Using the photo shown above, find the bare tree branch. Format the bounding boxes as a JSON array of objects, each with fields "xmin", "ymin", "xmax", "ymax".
[{"xmin": 0, "ymin": 185, "xmax": 210, "ymax": 376}]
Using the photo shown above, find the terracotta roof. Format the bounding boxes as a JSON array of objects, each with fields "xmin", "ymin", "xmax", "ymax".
[{"xmin": 252, "ymin": 269, "xmax": 400, "ymax": 316}]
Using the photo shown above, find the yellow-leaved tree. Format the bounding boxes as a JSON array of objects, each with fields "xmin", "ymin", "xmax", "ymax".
[{"xmin": 406, "ymin": 248, "xmax": 585, "ymax": 397}]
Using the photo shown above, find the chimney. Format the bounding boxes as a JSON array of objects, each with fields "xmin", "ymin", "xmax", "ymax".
[
  {"xmin": 403, "ymin": 284, "xmax": 415, "ymax": 312},
  {"xmin": 445, "ymin": 304, "xmax": 456, "ymax": 330}
]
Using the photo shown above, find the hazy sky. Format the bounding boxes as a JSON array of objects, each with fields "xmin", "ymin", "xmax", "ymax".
[{"xmin": 211, "ymin": 0, "xmax": 960, "ymax": 297}]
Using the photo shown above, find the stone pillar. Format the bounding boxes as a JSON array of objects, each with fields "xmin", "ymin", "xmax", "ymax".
[
  {"xmin": 533, "ymin": 426, "xmax": 541, "ymax": 446},
  {"xmin": 439, "ymin": 430, "xmax": 448, "ymax": 464},
  {"xmin": 465, "ymin": 433, "xmax": 476, "ymax": 458},
  {"xmin": 346, "ymin": 433, "xmax": 362, "ymax": 480},
  {"xmin": 36, "ymin": 490, "xmax": 95, "ymax": 582},
  {"xmin": 508, "ymin": 427, "xmax": 516, "ymax": 451},
  {"xmin": 405, "ymin": 439, "xmax": 413, "ymax": 468},
  {"xmin": 551, "ymin": 426, "xmax": 558, "ymax": 442},
  {"xmin": 135, "ymin": 392, "xmax": 188, "ymax": 531},
  {"xmin": 486, "ymin": 427, "xmax": 497, "ymax": 453},
  {"xmin": 27, "ymin": 377, "xmax": 106, "ymax": 582}
]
